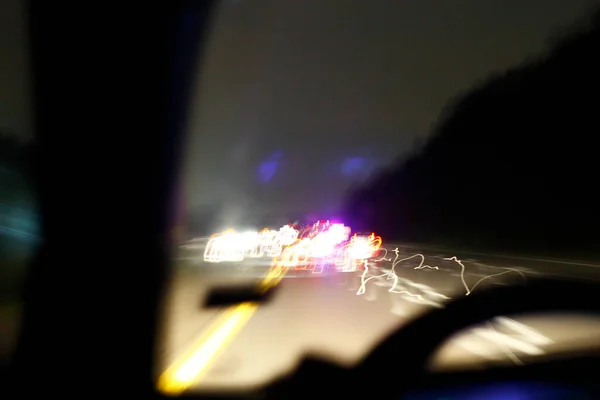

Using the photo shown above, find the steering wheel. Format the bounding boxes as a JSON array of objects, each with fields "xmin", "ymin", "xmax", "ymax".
[{"xmin": 265, "ymin": 276, "xmax": 600, "ymax": 399}]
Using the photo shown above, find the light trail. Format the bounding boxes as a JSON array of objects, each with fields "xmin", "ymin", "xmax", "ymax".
[
  {"xmin": 270, "ymin": 225, "xmax": 380, "ymax": 274},
  {"xmin": 443, "ymin": 256, "xmax": 527, "ymax": 296},
  {"xmin": 356, "ymin": 248, "xmax": 529, "ymax": 307},
  {"xmin": 352, "ymin": 248, "xmax": 552, "ymax": 367},
  {"xmin": 203, "ymin": 225, "xmax": 299, "ymax": 263},
  {"xmin": 356, "ymin": 248, "xmax": 449, "ymax": 306}
]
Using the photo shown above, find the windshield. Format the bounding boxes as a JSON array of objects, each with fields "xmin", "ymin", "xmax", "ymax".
[{"xmin": 156, "ymin": 0, "xmax": 600, "ymax": 394}]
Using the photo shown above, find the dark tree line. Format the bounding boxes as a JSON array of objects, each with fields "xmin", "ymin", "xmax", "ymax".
[{"xmin": 343, "ymin": 10, "xmax": 600, "ymax": 257}]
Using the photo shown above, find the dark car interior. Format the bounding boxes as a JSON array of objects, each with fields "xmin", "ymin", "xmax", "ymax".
[{"xmin": 3, "ymin": 1, "xmax": 600, "ymax": 399}]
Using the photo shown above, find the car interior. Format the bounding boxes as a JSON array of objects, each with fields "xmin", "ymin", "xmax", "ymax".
[{"xmin": 3, "ymin": 1, "xmax": 600, "ymax": 399}]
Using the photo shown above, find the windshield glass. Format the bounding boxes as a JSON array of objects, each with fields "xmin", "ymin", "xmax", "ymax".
[{"xmin": 156, "ymin": 0, "xmax": 600, "ymax": 394}]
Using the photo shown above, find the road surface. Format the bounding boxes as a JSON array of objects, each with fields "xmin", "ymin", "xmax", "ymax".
[{"xmin": 157, "ymin": 241, "xmax": 600, "ymax": 394}]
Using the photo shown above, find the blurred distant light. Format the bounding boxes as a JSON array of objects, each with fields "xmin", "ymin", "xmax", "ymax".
[
  {"xmin": 341, "ymin": 156, "xmax": 365, "ymax": 176},
  {"xmin": 257, "ymin": 150, "xmax": 282, "ymax": 182},
  {"xmin": 203, "ymin": 224, "xmax": 298, "ymax": 262}
]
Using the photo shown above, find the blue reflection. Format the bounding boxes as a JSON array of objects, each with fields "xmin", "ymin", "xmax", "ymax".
[
  {"xmin": 258, "ymin": 151, "xmax": 282, "ymax": 183},
  {"xmin": 404, "ymin": 382, "xmax": 590, "ymax": 400},
  {"xmin": 341, "ymin": 157, "xmax": 366, "ymax": 176}
]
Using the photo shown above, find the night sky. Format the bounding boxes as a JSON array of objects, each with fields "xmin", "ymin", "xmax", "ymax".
[
  {"xmin": 182, "ymin": 0, "xmax": 598, "ymax": 227},
  {"xmin": 1, "ymin": 0, "xmax": 598, "ymax": 226}
]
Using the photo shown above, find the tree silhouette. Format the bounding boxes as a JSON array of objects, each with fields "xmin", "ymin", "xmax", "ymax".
[{"xmin": 343, "ymin": 8, "xmax": 600, "ymax": 257}]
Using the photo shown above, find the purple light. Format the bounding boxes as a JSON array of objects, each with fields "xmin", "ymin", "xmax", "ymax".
[
  {"xmin": 341, "ymin": 156, "xmax": 365, "ymax": 176},
  {"xmin": 257, "ymin": 151, "xmax": 282, "ymax": 182}
]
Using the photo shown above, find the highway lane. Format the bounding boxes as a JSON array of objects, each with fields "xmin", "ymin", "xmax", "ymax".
[
  {"xmin": 392, "ymin": 243, "xmax": 600, "ymax": 281},
  {"xmin": 158, "ymin": 242, "xmax": 600, "ymax": 393}
]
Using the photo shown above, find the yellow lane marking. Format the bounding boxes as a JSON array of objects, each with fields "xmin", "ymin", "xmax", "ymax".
[
  {"xmin": 260, "ymin": 264, "xmax": 286, "ymax": 292},
  {"xmin": 157, "ymin": 264, "xmax": 287, "ymax": 395}
]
